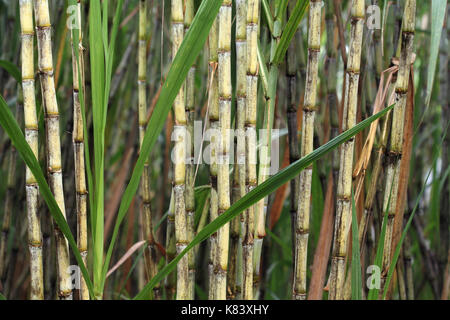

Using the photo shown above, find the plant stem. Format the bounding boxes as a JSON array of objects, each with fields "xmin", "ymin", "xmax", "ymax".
[
  {"xmin": 293, "ymin": 0, "xmax": 323, "ymax": 300},
  {"xmin": 329, "ymin": 0, "xmax": 365, "ymax": 300},
  {"xmin": 380, "ymin": 0, "xmax": 416, "ymax": 292},
  {"xmin": 243, "ymin": 0, "xmax": 260, "ymax": 300},
  {"xmin": 215, "ymin": 0, "xmax": 232, "ymax": 300},
  {"xmin": 34, "ymin": 0, "xmax": 72, "ymax": 300},
  {"xmin": 184, "ymin": 0, "xmax": 196, "ymax": 299},
  {"xmin": 208, "ymin": 16, "xmax": 219, "ymax": 301},
  {"xmin": 171, "ymin": 0, "xmax": 189, "ymax": 300},
  {"xmin": 138, "ymin": 0, "xmax": 159, "ymax": 299},
  {"xmin": 20, "ymin": 0, "xmax": 44, "ymax": 300},
  {"xmin": 69, "ymin": 0, "xmax": 88, "ymax": 300},
  {"xmin": 228, "ymin": 0, "xmax": 247, "ymax": 300}
]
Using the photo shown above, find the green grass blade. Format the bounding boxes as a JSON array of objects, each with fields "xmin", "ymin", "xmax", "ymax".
[
  {"xmin": 275, "ymin": 0, "xmax": 289, "ymax": 20},
  {"xmin": 271, "ymin": 0, "xmax": 309, "ymax": 65},
  {"xmin": 425, "ymin": 0, "xmax": 447, "ymax": 107},
  {"xmin": 0, "ymin": 60, "xmax": 21, "ymax": 83},
  {"xmin": 0, "ymin": 94, "xmax": 95, "ymax": 297},
  {"xmin": 101, "ymin": 0, "xmax": 223, "ymax": 291},
  {"xmin": 89, "ymin": 0, "xmax": 106, "ymax": 295},
  {"xmin": 133, "ymin": 104, "xmax": 394, "ymax": 299},
  {"xmin": 0, "ymin": 292, "xmax": 5, "ymax": 300},
  {"xmin": 262, "ymin": 0, "xmax": 275, "ymax": 35},
  {"xmin": 351, "ymin": 188, "xmax": 362, "ymax": 300}
]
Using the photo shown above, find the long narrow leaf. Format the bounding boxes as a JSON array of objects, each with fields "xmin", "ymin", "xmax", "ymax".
[
  {"xmin": 0, "ymin": 60, "xmax": 21, "ymax": 83},
  {"xmin": 425, "ymin": 0, "xmax": 447, "ymax": 106}
]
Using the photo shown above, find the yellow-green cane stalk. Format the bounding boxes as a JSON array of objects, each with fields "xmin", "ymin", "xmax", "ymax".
[
  {"xmin": 329, "ymin": 0, "xmax": 365, "ymax": 300},
  {"xmin": 69, "ymin": 0, "xmax": 88, "ymax": 300},
  {"xmin": 184, "ymin": 0, "xmax": 196, "ymax": 299},
  {"xmin": 381, "ymin": 0, "xmax": 416, "ymax": 291},
  {"xmin": 228, "ymin": 0, "xmax": 247, "ymax": 300},
  {"xmin": 214, "ymin": 0, "xmax": 232, "ymax": 300},
  {"xmin": 138, "ymin": 0, "xmax": 158, "ymax": 299},
  {"xmin": 243, "ymin": 0, "xmax": 260, "ymax": 300},
  {"xmin": 171, "ymin": 0, "xmax": 189, "ymax": 300},
  {"xmin": 208, "ymin": 16, "xmax": 219, "ymax": 300},
  {"xmin": 19, "ymin": 0, "xmax": 44, "ymax": 300},
  {"xmin": 293, "ymin": 0, "xmax": 323, "ymax": 300},
  {"xmin": 34, "ymin": 0, "xmax": 71, "ymax": 300}
]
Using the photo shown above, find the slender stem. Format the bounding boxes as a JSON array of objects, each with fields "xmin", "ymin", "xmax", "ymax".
[
  {"xmin": 215, "ymin": 0, "xmax": 232, "ymax": 300},
  {"xmin": 171, "ymin": 0, "xmax": 189, "ymax": 300},
  {"xmin": 243, "ymin": 0, "xmax": 260, "ymax": 300},
  {"xmin": 19, "ymin": 0, "xmax": 44, "ymax": 300},
  {"xmin": 184, "ymin": 0, "xmax": 196, "ymax": 300},
  {"xmin": 329, "ymin": 0, "xmax": 365, "ymax": 300},
  {"xmin": 228, "ymin": 0, "xmax": 248, "ymax": 300},
  {"xmin": 138, "ymin": 0, "xmax": 159, "ymax": 299},
  {"xmin": 293, "ymin": 0, "xmax": 323, "ymax": 300},
  {"xmin": 380, "ymin": 0, "xmax": 416, "ymax": 293},
  {"xmin": 34, "ymin": 0, "xmax": 72, "ymax": 300},
  {"xmin": 208, "ymin": 16, "xmax": 219, "ymax": 301},
  {"xmin": 69, "ymin": 0, "xmax": 89, "ymax": 300},
  {"xmin": 254, "ymin": 0, "xmax": 282, "ymax": 297}
]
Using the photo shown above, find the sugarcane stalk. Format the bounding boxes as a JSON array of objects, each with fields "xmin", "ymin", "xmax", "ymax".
[
  {"xmin": 214, "ymin": 0, "xmax": 232, "ymax": 300},
  {"xmin": 138, "ymin": 0, "xmax": 159, "ymax": 299},
  {"xmin": 243, "ymin": 0, "xmax": 260, "ymax": 301},
  {"xmin": 184, "ymin": 0, "xmax": 196, "ymax": 300},
  {"xmin": 380, "ymin": 0, "xmax": 416, "ymax": 292},
  {"xmin": 329, "ymin": 0, "xmax": 365, "ymax": 300},
  {"xmin": 34, "ymin": 0, "xmax": 72, "ymax": 300},
  {"xmin": 208, "ymin": 16, "xmax": 219, "ymax": 301},
  {"xmin": 19, "ymin": 0, "xmax": 44, "ymax": 300},
  {"xmin": 227, "ymin": 0, "xmax": 247, "ymax": 301},
  {"xmin": 69, "ymin": 0, "xmax": 88, "ymax": 300},
  {"xmin": 170, "ymin": 0, "xmax": 189, "ymax": 300},
  {"xmin": 293, "ymin": 0, "xmax": 323, "ymax": 300},
  {"xmin": 254, "ymin": 0, "xmax": 285, "ymax": 298}
]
